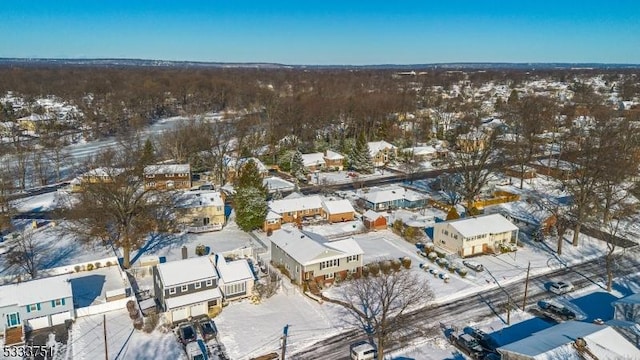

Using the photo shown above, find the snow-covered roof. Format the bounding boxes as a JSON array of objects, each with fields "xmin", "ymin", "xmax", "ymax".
[
  {"xmin": 265, "ymin": 210, "xmax": 282, "ymax": 220},
  {"xmin": 144, "ymin": 164, "xmax": 191, "ymax": 175},
  {"xmin": 177, "ymin": 190, "xmax": 224, "ymax": 208},
  {"xmin": 498, "ymin": 321, "xmax": 640, "ymax": 360},
  {"xmin": 269, "ymin": 195, "xmax": 323, "ymax": 214},
  {"xmin": 446, "ymin": 214, "xmax": 518, "ymax": 238},
  {"xmin": 156, "ymin": 257, "xmax": 218, "ymax": 287},
  {"xmin": 488, "ymin": 200, "xmax": 553, "ymax": 227},
  {"xmin": 263, "ymin": 176, "xmax": 295, "ymax": 193},
  {"xmin": 164, "ymin": 288, "xmax": 222, "ymax": 310},
  {"xmin": 403, "ymin": 146, "xmax": 437, "ymax": 156},
  {"xmin": 533, "ymin": 158, "xmax": 577, "ymax": 171},
  {"xmin": 359, "ymin": 186, "xmax": 427, "ymax": 204},
  {"xmin": 269, "ymin": 227, "xmax": 363, "ymax": 266},
  {"xmin": 362, "ymin": 210, "xmax": 385, "ymax": 221},
  {"xmin": 83, "ymin": 167, "xmax": 124, "ymax": 178},
  {"xmin": 215, "ymin": 255, "xmax": 253, "ymax": 285},
  {"xmin": 301, "ymin": 152, "xmax": 325, "ymax": 167},
  {"xmin": 0, "ymin": 275, "xmax": 72, "ymax": 307},
  {"xmin": 322, "ymin": 199, "xmax": 355, "ymax": 215},
  {"xmin": 17, "ymin": 113, "xmax": 56, "ymax": 122},
  {"xmin": 224, "ymin": 156, "xmax": 267, "ymax": 173},
  {"xmin": 368, "ymin": 141, "xmax": 397, "ymax": 157},
  {"xmin": 324, "ymin": 150, "xmax": 345, "ymax": 160},
  {"xmin": 612, "ymin": 293, "xmax": 640, "ymax": 305}
]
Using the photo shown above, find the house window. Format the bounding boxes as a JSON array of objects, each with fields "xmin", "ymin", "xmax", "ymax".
[
  {"xmin": 27, "ymin": 304, "xmax": 40, "ymax": 312},
  {"xmin": 181, "ymin": 285, "xmax": 188, "ymax": 292},
  {"xmin": 346, "ymin": 255, "xmax": 359, "ymax": 262},
  {"xmin": 195, "ymin": 282, "xmax": 202, "ymax": 289},
  {"xmin": 324, "ymin": 273, "xmax": 335, "ymax": 280},
  {"xmin": 225, "ymin": 282, "xmax": 246, "ymax": 296},
  {"xmin": 169, "ymin": 287, "xmax": 176, "ymax": 295},
  {"xmin": 319, "ymin": 259, "xmax": 339, "ymax": 270},
  {"xmin": 147, "ymin": 174, "xmax": 155, "ymax": 178},
  {"xmin": 50, "ymin": 299, "xmax": 65, "ymax": 308},
  {"xmin": 206, "ymin": 279, "xmax": 213, "ymax": 286}
]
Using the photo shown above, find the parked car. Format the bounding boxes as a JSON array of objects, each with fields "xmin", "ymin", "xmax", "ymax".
[
  {"xmin": 549, "ymin": 281, "xmax": 574, "ymax": 295},
  {"xmin": 463, "ymin": 260, "xmax": 484, "ymax": 272},
  {"xmin": 197, "ymin": 317, "xmax": 218, "ymax": 341},
  {"xmin": 185, "ymin": 339, "xmax": 208, "ymax": 360},
  {"xmin": 450, "ymin": 333, "xmax": 484, "ymax": 359},
  {"xmin": 539, "ymin": 301, "xmax": 577, "ymax": 320},
  {"xmin": 350, "ymin": 340, "xmax": 377, "ymax": 360},
  {"xmin": 178, "ymin": 323, "xmax": 198, "ymax": 345}
]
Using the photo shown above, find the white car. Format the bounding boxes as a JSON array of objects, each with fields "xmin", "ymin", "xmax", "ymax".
[
  {"xmin": 463, "ymin": 260, "xmax": 484, "ymax": 272},
  {"xmin": 549, "ymin": 281, "xmax": 574, "ymax": 295}
]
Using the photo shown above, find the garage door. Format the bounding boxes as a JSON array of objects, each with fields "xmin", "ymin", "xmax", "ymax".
[
  {"xmin": 172, "ymin": 307, "xmax": 189, "ymax": 322},
  {"xmin": 27, "ymin": 316, "xmax": 49, "ymax": 330},
  {"xmin": 189, "ymin": 303, "xmax": 207, "ymax": 318},
  {"xmin": 51, "ymin": 312, "xmax": 71, "ymax": 326}
]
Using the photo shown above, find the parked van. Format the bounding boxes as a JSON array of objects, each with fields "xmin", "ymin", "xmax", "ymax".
[{"xmin": 350, "ymin": 341, "xmax": 377, "ymax": 360}]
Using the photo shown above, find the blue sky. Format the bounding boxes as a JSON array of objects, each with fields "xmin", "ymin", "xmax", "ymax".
[{"xmin": 3, "ymin": 1, "xmax": 639, "ymax": 65}]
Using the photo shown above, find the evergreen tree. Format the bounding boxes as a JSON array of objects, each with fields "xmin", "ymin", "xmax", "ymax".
[
  {"xmin": 350, "ymin": 132, "xmax": 374, "ymax": 174},
  {"xmin": 290, "ymin": 150, "xmax": 307, "ymax": 180},
  {"xmin": 140, "ymin": 138, "xmax": 156, "ymax": 166},
  {"xmin": 234, "ymin": 159, "xmax": 268, "ymax": 231}
]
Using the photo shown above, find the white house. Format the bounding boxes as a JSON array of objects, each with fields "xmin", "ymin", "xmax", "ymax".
[
  {"xmin": 498, "ymin": 321, "xmax": 640, "ymax": 360},
  {"xmin": 214, "ymin": 255, "xmax": 255, "ymax": 302},
  {"xmin": 433, "ymin": 214, "xmax": 518, "ymax": 257},
  {"xmin": 153, "ymin": 257, "xmax": 222, "ymax": 323},
  {"xmin": 0, "ymin": 275, "xmax": 74, "ymax": 343}
]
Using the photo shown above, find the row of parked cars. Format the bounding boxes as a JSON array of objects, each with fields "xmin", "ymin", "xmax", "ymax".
[{"xmin": 177, "ymin": 318, "xmax": 220, "ymax": 360}]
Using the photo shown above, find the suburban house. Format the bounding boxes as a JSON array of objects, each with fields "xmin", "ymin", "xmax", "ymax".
[
  {"xmin": 486, "ymin": 200, "xmax": 557, "ymax": 235},
  {"xmin": 323, "ymin": 150, "xmax": 345, "ymax": 171},
  {"xmin": 267, "ymin": 194, "xmax": 324, "ymax": 224},
  {"xmin": 612, "ymin": 293, "xmax": 640, "ymax": 324},
  {"xmin": 214, "ymin": 255, "xmax": 255, "ymax": 302},
  {"xmin": 264, "ymin": 176, "xmax": 295, "ymax": 195},
  {"xmin": 263, "ymin": 210, "xmax": 283, "ymax": 232},
  {"xmin": 177, "ymin": 190, "xmax": 226, "ymax": 233},
  {"xmin": 497, "ymin": 321, "xmax": 640, "ymax": 360},
  {"xmin": 224, "ymin": 157, "xmax": 268, "ymax": 183},
  {"xmin": 362, "ymin": 210, "xmax": 388, "ymax": 230},
  {"xmin": 322, "ymin": 199, "xmax": 356, "ymax": 223},
  {"xmin": 530, "ymin": 158, "xmax": 578, "ymax": 180},
  {"xmin": 69, "ymin": 167, "xmax": 124, "ymax": 192},
  {"xmin": 144, "ymin": 164, "xmax": 192, "ymax": 190},
  {"xmin": 270, "ymin": 227, "xmax": 364, "ymax": 286},
  {"xmin": 368, "ymin": 140, "xmax": 398, "ymax": 167},
  {"xmin": 16, "ymin": 113, "xmax": 56, "ymax": 133},
  {"xmin": 402, "ymin": 146, "xmax": 448, "ymax": 162},
  {"xmin": 358, "ymin": 186, "xmax": 428, "ymax": 211},
  {"xmin": 433, "ymin": 214, "xmax": 518, "ymax": 257},
  {"xmin": 456, "ymin": 131, "xmax": 487, "ymax": 152},
  {"xmin": 0, "ymin": 275, "xmax": 74, "ymax": 345},
  {"xmin": 153, "ymin": 256, "xmax": 222, "ymax": 323},
  {"xmin": 301, "ymin": 152, "xmax": 326, "ymax": 172}
]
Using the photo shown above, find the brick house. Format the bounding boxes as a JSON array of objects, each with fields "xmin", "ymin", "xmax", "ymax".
[
  {"xmin": 263, "ymin": 210, "xmax": 283, "ymax": 232},
  {"xmin": 144, "ymin": 164, "xmax": 191, "ymax": 190},
  {"xmin": 267, "ymin": 195, "xmax": 324, "ymax": 224},
  {"xmin": 301, "ymin": 152, "xmax": 326, "ymax": 172},
  {"xmin": 362, "ymin": 210, "xmax": 388, "ymax": 230},
  {"xmin": 323, "ymin": 150, "xmax": 345, "ymax": 171},
  {"xmin": 270, "ymin": 227, "xmax": 364, "ymax": 286},
  {"xmin": 322, "ymin": 199, "xmax": 356, "ymax": 223}
]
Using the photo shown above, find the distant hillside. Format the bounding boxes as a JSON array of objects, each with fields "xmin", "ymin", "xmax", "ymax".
[{"xmin": 0, "ymin": 58, "xmax": 638, "ymax": 70}]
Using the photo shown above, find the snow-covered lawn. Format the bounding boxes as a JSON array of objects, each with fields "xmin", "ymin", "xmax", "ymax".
[
  {"xmin": 316, "ymin": 168, "xmax": 395, "ymax": 186},
  {"xmin": 216, "ymin": 288, "xmax": 344, "ymax": 359},
  {"xmin": 71, "ymin": 309, "xmax": 184, "ymax": 360}
]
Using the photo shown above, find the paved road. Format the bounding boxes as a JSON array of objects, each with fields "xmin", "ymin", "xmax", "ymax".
[{"xmin": 290, "ymin": 247, "xmax": 640, "ymax": 359}]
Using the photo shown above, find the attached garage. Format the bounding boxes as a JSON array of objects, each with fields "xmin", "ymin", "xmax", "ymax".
[
  {"xmin": 189, "ymin": 303, "xmax": 207, "ymax": 318},
  {"xmin": 51, "ymin": 312, "xmax": 72, "ymax": 326},
  {"xmin": 171, "ymin": 307, "xmax": 189, "ymax": 323},
  {"xmin": 26, "ymin": 316, "xmax": 49, "ymax": 330}
]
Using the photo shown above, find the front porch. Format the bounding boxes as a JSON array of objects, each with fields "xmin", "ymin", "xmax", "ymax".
[{"xmin": 4, "ymin": 326, "xmax": 24, "ymax": 346}]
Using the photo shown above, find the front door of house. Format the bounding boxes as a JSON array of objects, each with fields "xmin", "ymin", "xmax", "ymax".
[
  {"xmin": 6, "ymin": 312, "xmax": 20, "ymax": 327},
  {"xmin": 304, "ymin": 271, "xmax": 314, "ymax": 281}
]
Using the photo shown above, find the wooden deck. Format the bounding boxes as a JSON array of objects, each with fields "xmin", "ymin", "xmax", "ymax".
[{"xmin": 4, "ymin": 326, "xmax": 24, "ymax": 346}]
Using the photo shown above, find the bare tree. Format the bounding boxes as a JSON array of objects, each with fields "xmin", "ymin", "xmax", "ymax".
[
  {"xmin": 59, "ymin": 145, "xmax": 181, "ymax": 268},
  {"xmin": 6, "ymin": 229, "xmax": 43, "ymax": 279},
  {"xmin": 334, "ymin": 266, "xmax": 434, "ymax": 360}
]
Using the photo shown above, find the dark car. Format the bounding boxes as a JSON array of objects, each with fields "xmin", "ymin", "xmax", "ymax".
[
  {"xmin": 178, "ymin": 323, "xmax": 198, "ymax": 345},
  {"xmin": 197, "ymin": 318, "xmax": 218, "ymax": 341}
]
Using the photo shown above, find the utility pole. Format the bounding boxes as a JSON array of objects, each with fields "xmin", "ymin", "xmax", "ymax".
[
  {"xmin": 522, "ymin": 261, "xmax": 531, "ymax": 310},
  {"xmin": 103, "ymin": 314, "xmax": 108, "ymax": 360},
  {"xmin": 280, "ymin": 324, "xmax": 289, "ymax": 360}
]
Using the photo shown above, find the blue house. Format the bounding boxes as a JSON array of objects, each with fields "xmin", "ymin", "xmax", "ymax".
[
  {"xmin": 359, "ymin": 186, "xmax": 428, "ymax": 211},
  {"xmin": 0, "ymin": 275, "xmax": 74, "ymax": 343}
]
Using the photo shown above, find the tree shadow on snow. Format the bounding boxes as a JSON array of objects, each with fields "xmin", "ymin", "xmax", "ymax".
[
  {"xmin": 70, "ymin": 274, "xmax": 106, "ymax": 307},
  {"xmin": 130, "ymin": 232, "xmax": 189, "ymax": 264},
  {"xmin": 569, "ymin": 292, "xmax": 618, "ymax": 322},
  {"xmin": 487, "ymin": 317, "xmax": 553, "ymax": 347}
]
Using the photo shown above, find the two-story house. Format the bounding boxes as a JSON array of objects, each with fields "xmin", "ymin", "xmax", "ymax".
[
  {"xmin": 177, "ymin": 190, "xmax": 226, "ymax": 233},
  {"xmin": 0, "ymin": 275, "xmax": 74, "ymax": 345},
  {"xmin": 144, "ymin": 164, "xmax": 192, "ymax": 190},
  {"xmin": 224, "ymin": 157, "xmax": 268, "ymax": 183},
  {"xmin": 368, "ymin": 141, "xmax": 398, "ymax": 167},
  {"xmin": 433, "ymin": 214, "xmax": 518, "ymax": 257},
  {"xmin": 153, "ymin": 257, "xmax": 222, "ymax": 323},
  {"xmin": 270, "ymin": 227, "xmax": 364, "ymax": 286},
  {"xmin": 214, "ymin": 255, "xmax": 255, "ymax": 302},
  {"xmin": 70, "ymin": 167, "xmax": 125, "ymax": 192},
  {"xmin": 323, "ymin": 150, "xmax": 345, "ymax": 171}
]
